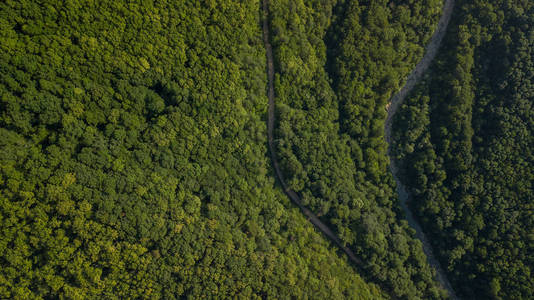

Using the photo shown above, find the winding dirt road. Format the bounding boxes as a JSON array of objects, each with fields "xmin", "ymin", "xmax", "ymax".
[{"xmin": 262, "ymin": 0, "xmax": 457, "ymax": 298}]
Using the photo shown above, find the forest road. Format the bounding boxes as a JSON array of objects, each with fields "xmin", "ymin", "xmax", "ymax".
[
  {"xmin": 384, "ymin": 0, "xmax": 458, "ymax": 299},
  {"xmin": 261, "ymin": 0, "xmax": 364, "ymax": 268},
  {"xmin": 262, "ymin": 0, "xmax": 457, "ymax": 298}
]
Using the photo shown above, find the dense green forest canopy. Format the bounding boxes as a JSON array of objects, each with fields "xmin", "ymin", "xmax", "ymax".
[
  {"xmin": 0, "ymin": 0, "xmax": 385, "ymax": 298},
  {"xmin": 392, "ymin": 0, "xmax": 534, "ymax": 299},
  {"xmin": 1, "ymin": 0, "xmax": 532, "ymax": 299}
]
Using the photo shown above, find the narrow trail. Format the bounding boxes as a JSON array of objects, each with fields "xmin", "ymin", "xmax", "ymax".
[
  {"xmin": 262, "ymin": 0, "xmax": 457, "ymax": 298},
  {"xmin": 262, "ymin": 0, "xmax": 364, "ymax": 268},
  {"xmin": 385, "ymin": 1, "xmax": 458, "ymax": 299}
]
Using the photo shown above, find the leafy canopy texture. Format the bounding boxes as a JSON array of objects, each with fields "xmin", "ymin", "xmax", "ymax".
[
  {"xmin": 3, "ymin": 0, "xmax": 529, "ymax": 299},
  {"xmin": 392, "ymin": 0, "xmax": 534, "ymax": 298},
  {"xmin": 0, "ymin": 0, "xmax": 384, "ymax": 298}
]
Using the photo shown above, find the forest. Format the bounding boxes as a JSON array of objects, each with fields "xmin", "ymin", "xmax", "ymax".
[
  {"xmin": 392, "ymin": 0, "xmax": 533, "ymax": 298},
  {"xmin": 0, "ymin": 0, "xmax": 532, "ymax": 299},
  {"xmin": 0, "ymin": 0, "xmax": 384, "ymax": 298}
]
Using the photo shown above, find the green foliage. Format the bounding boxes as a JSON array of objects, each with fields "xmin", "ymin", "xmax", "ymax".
[
  {"xmin": 392, "ymin": 0, "xmax": 534, "ymax": 298},
  {"xmin": 268, "ymin": 0, "xmax": 446, "ymax": 298},
  {"xmin": 0, "ymin": 0, "xmax": 385, "ymax": 298}
]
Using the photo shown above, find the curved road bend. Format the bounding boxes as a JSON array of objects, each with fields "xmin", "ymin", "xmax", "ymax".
[{"xmin": 263, "ymin": 0, "xmax": 458, "ymax": 298}]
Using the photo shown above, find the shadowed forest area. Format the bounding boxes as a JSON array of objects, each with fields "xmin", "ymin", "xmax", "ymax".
[{"xmin": 392, "ymin": 0, "xmax": 533, "ymax": 298}]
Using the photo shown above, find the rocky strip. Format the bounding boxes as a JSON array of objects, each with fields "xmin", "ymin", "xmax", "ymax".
[{"xmin": 384, "ymin": 1, "xmax": 458, "ymax": 299}]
